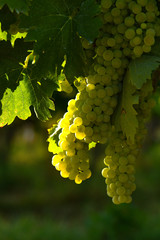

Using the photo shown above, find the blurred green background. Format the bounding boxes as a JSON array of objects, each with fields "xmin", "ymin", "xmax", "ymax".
[{"xmin": 1, "ymin": 90, "xmax": 160, "ymax": 240}]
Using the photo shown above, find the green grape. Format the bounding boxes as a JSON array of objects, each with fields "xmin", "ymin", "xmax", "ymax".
[
  {"xmin": 69, "ymin": 124, "xmax": 77, "ymax": 133},
  {"xmin": 105, "ymin": 87, "xmax": 114, "ymax": 97},
  {"xmin": 141, "ymin": 23, "xmax": 147, "ymax": 29},
  {"xmin": 103, "ymin": 50, "xmax": 114, "ymax": 61},
  {"xmin": 145, "ymin": 1, "xmax": 157, "ymax": 12},
  {"xmin": 123, "ymin": 47, "xmax": 131, "ymax": 56},
  {"xmin": 113, "ymin": 15, "xmax": 123, "ymax": 25},
  {"xmin": 96, "ymin": 45, "xmax": 106, "ymax": 56},
  {"xmin": 111, "ymin": 7, "xmax": 121, "ymax": 17},
  {"xmin": 86, "ymin": 83, "xmax": 96, "ymax": 92},
  {"xmin": 101, "ymin": 75, "xmax": 112, "ymax": 85},
  {"xmin": 74, "ymin": 117, "xmax": 83, "ymax": 126},
  {"xmin": 142, "ymin": 44, "xmax": 151, "ymax": 53},
  {"xmin": 146, "ymin": 12, "xmax": 156, "ymax": 22},
  {"xmin": 131, "ymin": 3, "xmax": 142, "ymax": 14},
  {"xmin": 137, "ymin": 0, "xmax": 148, "ymax": 7},
  {"xmin": 144, "ymin": 35, "xmax": 155, "ymax": 46},
  {"xmin": 125, "ymin": 28, "xmax": 136, "ymax": 40},
  {"xmin": 82, "ymin": 38, "xmax": 92, "ymax": 49},
  {"xmin": 133, "ymin": 45, "xmax": 143, "ymax": 57},
  {"xmin": 146, "ymin": 28, "xmax": 156, "ymax": 36},
  {"xmin": 97, "ymin": 88, "xmax": 106, "ymax": 98},
  {"xmin": 88, "ymin": 89, "xmax": 97, "ymax": 98},
  {"xmin": 111, "ymin": 58, "xmax": 122, "ymax": 68},
  {"xmin": 104, "ymin": 12, "xmax": 113, "ymax": 23},
  {"xmin": 124, "ymin": 16, "xmax": 135, "ymax": 27},
  {"xmin": 82, "ymin": 103, "xmax": 92, "ymax": 113},
  {"xmin": 114, "ymin": 49, "xmax": 122, "ymax": 58},
  {"xmin": 97, "ymin": 66, "xmax": 106, "ymax": 75},
  {"xmin": 94, "ymin": 97, "xmax": 102, "ymax": 106},
  {"xmin": 86, "ymin": 111, "xmax": 97, "ymax": 122},
  {"xmin": 132, "ymin": 36, "xmax": 142, "ymax": 46},
  {"xmin": 101, "ymin": 0, "xmax": 113, "ymax": 9},
  {"xmin": 117, "ymin": 23, "xmax": 127, "ymax": 34},
  {"xmin": 114, "ymin": 34, "xmax": 123, "ymax": 43},
  {"xmin": 107, "ymin": 38, "xmax": 116, "ymax": 47},
  {"xmin": 136, "ymin": 28, "xmax": 143, "ymax": 35},
  {"xmin": 135, "ymin": 12, "xmax": 147, "ymax": 23},
  {"xmin": 116, "ymin": 0, "xmax": 127, "ymax": 9}
]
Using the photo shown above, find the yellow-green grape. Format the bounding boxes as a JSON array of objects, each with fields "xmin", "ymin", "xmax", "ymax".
[
  {"xmin": 116, "ymin": 0, "xmax": 127, "ymax": 9},
  {"xmin": 111, "ymin": 7, "xmax": 121, "ymax": 17},
  {"xmin": 133, "ymin": 45, "xmax": 143, "ymax": 57},
  {"xmin": 132, "ymin": 36, "xmax": 142, "ymax": 46},
  {"xmin": 125, "ymin": 28, "xmax": 136, "ymax": 40},
  {"xmin": 135, "ymin": 12, "xmax": 147, "ymax": 23},
  {"xmin": 137, "ymin": 0, "xmax": 148, "ymax": 7},
  {"xmin": 142, "ymin": 44, "xmax": 151, "ymax": 53},
  {"xmin": 101, "ymin": 0, "xmax": 113, "ymax": 9},
  {"xmin": 130, "ymin": 3, "xmax": 142, "ymax": 14},
  {"xmin": 111, "ymin": 58, "xmax": 122, "ymax": 68},
  {"xmin": 81, "ymin": 38, "xmax": 92, "ymax": 49},
  {"xmin": 103, "ymin": 50, "xmax": 114, "ymax": 61},
  {"xmin": 143, "ymin": 34, "xmax": 155, "ymax": 46},
  {"xmin": 124, "ymin": 16, "xmax": 135, "ymax": 27}
]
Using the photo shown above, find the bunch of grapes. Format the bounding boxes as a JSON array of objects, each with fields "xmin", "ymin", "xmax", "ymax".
[
  {"xmin": 49, "ymin": 0, "xmax": 160, "ymax": 204},
  {"xmin": 102, "ymin": 131, "xmax": 137, "ymax": 204}
]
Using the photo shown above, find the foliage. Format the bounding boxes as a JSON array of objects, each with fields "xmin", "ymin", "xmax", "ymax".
[{"xmin": 0, "ymin": 0, "xmax": 101, "ymax": 126}]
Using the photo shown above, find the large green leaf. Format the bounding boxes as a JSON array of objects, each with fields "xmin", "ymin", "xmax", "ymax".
[
  {"xmin": 0, "ymin": 74, "xmax": 55, "ymax": 127},
  {"xmin": 0, "ymin": 23, "xmax": 7, "ymax": 41},
  {"xmin": 129, "ymin": 55, "xmax": 160, "ymax": 89},
  {"xmin": 114, "ymin": 71, "xmax": 139, "ymax": 143},
  {"xmin": 0, "ymin": 39, "xmax": 33, "ymax": 102},
  {"xmin": 20, "ymin": 0, "xmax": 86, "ymax": 82},
  {"xmin": 48, "ymin": 124, "xmax": 62, "ymax": 154},
  {"xmin": 76, "ymin": 0, "xmax": 102, "ymax": 42},
  {"xmin": 150, "ymin": 37, "xmax": 160, "ymax": 57}
]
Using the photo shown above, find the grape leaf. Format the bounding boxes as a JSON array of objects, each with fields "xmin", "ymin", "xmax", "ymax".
[
  {"xmin": 0, "ymin": 74, "xmax": 55, "ymax": 127},
  {"xmin": 0, "ymin": 39, "xmax": 33, "ymax": 102},
  {"xmin": 48, "ymin": 124, "xmax": 62, "ymax": 154},
  {"xmin": 76, "ymin": 0, "xmax": 102, "ymax": 42},
  {"xmin": 0, "ymin": 4, "xmax": 17, "ymax": 31},
  {"xmin": 0, "ymin": 22, "xmax": 7, "ymax": 40},
  {"xmin": 20, "ymin": 0, "xmax": 87, "ymax": 82},
  {"xmin": 0, "ymin": 0, "xmax": 30, "ymax": 14},
  {"xmin": 150, "ymin": 38, "xmax": 160, "ymax": 57},
  {"xmin": 114, "ymin": 71, "xmax": 139, "ymax": 143},
  {"xmin": 129, "ymin": 55, "xmax": 160, "ymax": 89}
]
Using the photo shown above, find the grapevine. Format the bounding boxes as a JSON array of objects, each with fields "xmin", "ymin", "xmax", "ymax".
[
  {"xmin": 49, "ymin": 0, "xmax": 160, "ymax": 204},
  {"xmin": 1, "ymin": 0, "xmax": 160, "ymax": 205}
]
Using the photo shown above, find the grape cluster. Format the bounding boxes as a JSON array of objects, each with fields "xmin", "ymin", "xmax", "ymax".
[
  {"xmin": 49, "ymin": 0, "xmax": 160, "ymax": 204},
  {"xmin": 52, "ymin": 100, "xmax": 91, "ymax": 184},
  {"xmin": 101, "ymin": 0, "xmax": 160, "ymax": 58},
  {"xmin": 99, "ymin": 0, "xmax": 159, "ymax": 203},
  {"xmin": 102, "ymin": 132, "xmax": 137, "ymax": 204}
]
